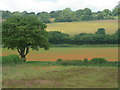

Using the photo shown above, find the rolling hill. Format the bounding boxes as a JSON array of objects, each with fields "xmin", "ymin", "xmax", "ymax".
[{"xmin": 47, "ymin": 20, "xmax": 118, "ymax": 35}]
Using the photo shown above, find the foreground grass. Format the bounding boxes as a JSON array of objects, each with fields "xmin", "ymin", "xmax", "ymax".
[{"xmin": 2, "ymin": 63, "xmax": 118, "ymax": 88}]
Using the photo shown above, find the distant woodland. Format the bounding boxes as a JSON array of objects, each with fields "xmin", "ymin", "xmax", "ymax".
[{"xmin": 1, "ymin": 4, "xmax": 120, "ymax": 23}]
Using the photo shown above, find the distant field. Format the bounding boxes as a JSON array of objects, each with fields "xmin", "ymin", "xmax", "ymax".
[
  {"xmin": 47, "ymin": 20, "xmax": 118, "ymax": 35},
  {"xmin": 2, "ymin": 47, "xmax": 118, "ymax": 61}
]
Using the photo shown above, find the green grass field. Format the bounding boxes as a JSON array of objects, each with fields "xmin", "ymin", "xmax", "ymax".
[
  {"xmin": 47, "ymin": 20, "xmax": 118, "ymax": 35},
  {"xmin": 2, "ymin": 63, "xmax": 118, "ymax": 88}
]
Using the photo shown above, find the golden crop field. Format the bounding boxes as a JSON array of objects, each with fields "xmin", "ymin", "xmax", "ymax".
[{"xmin": 47, "ymin": 20, "xmax": 118, "ymax": 35}]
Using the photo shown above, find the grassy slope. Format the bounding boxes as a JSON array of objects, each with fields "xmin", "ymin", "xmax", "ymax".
[
  {"xmin": 47, "ymin": 20, "xmax": 118, "ymax": 35},
  {"xmin": 2, "ymin": 63, "xmax": 118, "ymax": 88}
]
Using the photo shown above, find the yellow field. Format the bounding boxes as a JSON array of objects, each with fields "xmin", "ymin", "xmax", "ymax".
[{"xmin": 47, "ymin": 20, "xmax": 118, "ymax": 35}]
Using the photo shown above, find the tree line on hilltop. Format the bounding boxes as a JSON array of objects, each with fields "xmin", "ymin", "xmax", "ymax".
[{"xmin": 1, "ymin": 6, "xmax": 120, "ymax": 23}]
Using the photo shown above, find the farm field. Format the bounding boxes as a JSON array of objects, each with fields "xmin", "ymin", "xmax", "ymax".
[
  {"xmin": 2, "ymin": 64, "xmax": 118, "ymax": 88},
  {"xmin": 1, "ymin": 19, "xmax": 119, "ymax": 88},
  {"xmin": 47, "ymin": 20, "xmax": 118, "ymax": 35},
  {"xmin": 2, "ymin": 47, "xmax": 118, "ymax": 61}
]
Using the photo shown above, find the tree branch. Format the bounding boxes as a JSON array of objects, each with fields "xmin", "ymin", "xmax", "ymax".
[
  {"xmin": 17, "ymin": 48, "xmax": 21, "ymax": 54},
  {"xmin": 25, "ymin": 47, "xmax": 29, "ymax": 56}
]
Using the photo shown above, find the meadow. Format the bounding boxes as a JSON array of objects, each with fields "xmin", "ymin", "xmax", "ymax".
[
  {"xmin": 2, "ymin": 63, "xmax": 118, "ymax": 88},
  {"xmin": 2, "ymin": 47, "xmax": 119, "ymax": 88},
  {"xmin": 47, "ymin": 20, "xmax": 118, "ymax": 35},
  {"xmin": 1, "ymin": 19, "xmax": 119, "ymax": 88},
  {"xmin": 2, "ymin": 47, "xmax": 118, "ymax": 62}
]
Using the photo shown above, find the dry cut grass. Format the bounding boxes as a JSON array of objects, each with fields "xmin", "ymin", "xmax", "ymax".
[{"xmin": 47, "ymin": 20, "xmax": 118, "ymax": 35}]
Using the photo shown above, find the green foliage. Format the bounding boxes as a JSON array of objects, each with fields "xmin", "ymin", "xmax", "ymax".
[
  {"xmin": 37, "ymin": 12, "xmax": 51, "ymax": 23},
  {"xmin": 56, "ymin": 58, "xmax": 119, "ymax": 67},
  {"xmin": 115, "ymin": 29, "xmax": 120, "ymax": 44},
  {"xmin": 56, "ymin": 60, "xmax": 83, "ymax": 66},
  {"xmin": 2, "ymin": 11, "xmax": 12, "ymax": 18},
  {"xmin": 12, "ymin": 11, "xmax": 23, "ymax": 17},
  {"xmin": 48, "ymin": 31, "xmax": 70, "ymax": 44},
  {"xmin": 55, "ymin": 8, "xmax": 77, "ymax": 22},
  {"xmin": 90, "ymin": 58, "xmax": 108, "ymax": 64},
  {"xmin": 83, "ymin": 8, "xmax": 92, "ymax": 15},
  {"xmin": 2, "ymin": 17, "xmax": 50, "ymax": 60},
  {"xmin": 95, "ymin": 28, "xmax": 106, "ymax": 35},
  {"xmin": 1, "ymin": 54, "xmax": 24, "ymax": 65},
  {"xmin": 83, "ymin": 58, "xmax": 88, "ymax": 63},
  {"xmin": 96, "ymin": 12, "xmax": 104, "ymax": 20},
  {"xmin": 2, "ymin": 6, "xmax": 119, "ymax": 22},
  {"xmin": 56, "ymin": 58, "xmax": 63, "ymax": 62},
  {"xmin": 51, "ymin": 44, "xmax": 117, "ymax": 47},
  {"xmin": 48, "ymin": 28, "xmax": 118, "ymax": 45},
  {"xmin": 112, "ymin": 7, "xmax": 120, "ymax": 16}
]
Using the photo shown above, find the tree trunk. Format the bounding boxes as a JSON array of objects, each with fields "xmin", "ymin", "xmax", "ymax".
[
  {"xmin": 17, "ymin": 47, "xmax": 29, "ymax": 62},
  {"xmin": 20, "ymin": 54, "xmax": 26, "ymax": 61}
]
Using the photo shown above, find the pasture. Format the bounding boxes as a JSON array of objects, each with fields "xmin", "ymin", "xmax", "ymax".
[
  {"xmin": 47, "ymin": 20, "xmax": 118, "ymax": 35},
  {"xmin": 1, "ymin": 19, "xmax": 119, "ymax": 88},
  {"xmin": 2, "ymin": 47, "xmax": 118, "ymax": 61},
  {"xmin": 2, "ymin": 47, "xmax": 119, "ymax": 88},
  {"xmin": 2, "ymin": 64, "xmax": 118, "ymax": 88}
]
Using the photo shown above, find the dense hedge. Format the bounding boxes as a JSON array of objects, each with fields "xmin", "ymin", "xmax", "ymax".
[
  {"xmin": 56, "ymin": 58, "xmax": 119, "ymax": 67},
  {"xmin": 48, "ymin": 29, "xmax": 120, "ymax": 45}
]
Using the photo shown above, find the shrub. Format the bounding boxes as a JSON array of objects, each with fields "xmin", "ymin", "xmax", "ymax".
[
  {"xmin": 56, "ymin": 59, "xmax": 83, "ymax": 66},
  {"xmin": 1, "ymin": 54, "xmax": 24, "ymax": 65},
  {"xmin": 83, "ymin": 58, "xmax": 88, "ymax": 63},
  {"xmin": 56, "ymin": 58, "xmax": 119, "ymax": 67},
  {"xmin": 56, "ymin": 58, "xmax": 63, "ymax": 62},
  {"xmin": 90, "ymin": 58, "xmax": 108, "ymax": 64}
]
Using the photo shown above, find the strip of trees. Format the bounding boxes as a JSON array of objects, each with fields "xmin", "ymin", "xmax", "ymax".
[
  {"xmin": 48, "ymin": 28, "xmax": 120, "ymax": 45},
  {"xmin": 1, "ymin": 5, "xmax": 120, "ymax": 23}
]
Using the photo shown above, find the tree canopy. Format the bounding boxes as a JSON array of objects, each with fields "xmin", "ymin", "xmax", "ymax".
[
  {"xmin": 2, "ymin": 17, "xmax": 50, "ymax": 61},
  {"xmin": 2, "ymin": 5, "xmax": 120, "ymax": 23}
]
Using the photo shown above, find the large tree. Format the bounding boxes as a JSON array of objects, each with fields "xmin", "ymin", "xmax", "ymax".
[
  {"xmin": 37, "ymin": 12, "xmax": 51, "ymax": 23},
  {"xmin": 2, "ymin": 17, "xmax": 50, "ymax": 61}
]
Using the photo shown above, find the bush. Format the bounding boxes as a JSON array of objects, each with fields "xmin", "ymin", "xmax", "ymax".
[
  {"xmin": 90, "ymin": 58, "xmax": 108, "ymax": 64},
  {"xmin": 1, "ymin": 54, "xmax": 24, "ymax": 65},
  {"xmin": 83, "ymin": 58, "xmax": 88, "ymax": 63},
  {"xmin": 56, "ymin": 58, "xmax": 63, "ymax": 62},
  {"xmin": 56, "ymin": 59, "xmax": 83, "ymax": 66},
  {"xmin": 55, "ymin": 58, "xmax": 119, "ymax": 67}
]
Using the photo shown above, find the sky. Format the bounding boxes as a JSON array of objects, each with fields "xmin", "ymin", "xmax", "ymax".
[{"xmin": 0, "ymin": 0, "xmax": 119, "ymax": 13}]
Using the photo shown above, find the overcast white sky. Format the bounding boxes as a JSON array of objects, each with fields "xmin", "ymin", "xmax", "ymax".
[{"xmin": 0, "ymin": 0, "xmax": 119, "ymax": 13}]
